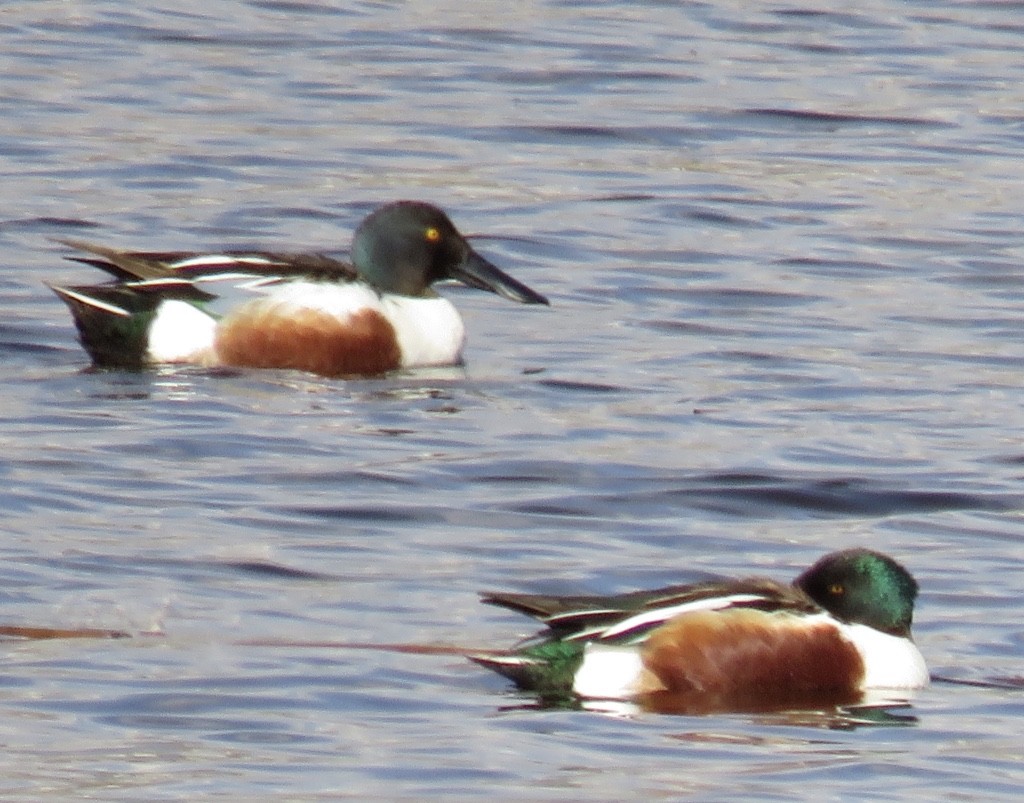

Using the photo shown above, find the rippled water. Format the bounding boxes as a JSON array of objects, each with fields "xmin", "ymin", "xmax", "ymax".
[{"xmin": 2, "ymin": 1, "xmax": 1024, "ymax": 798}]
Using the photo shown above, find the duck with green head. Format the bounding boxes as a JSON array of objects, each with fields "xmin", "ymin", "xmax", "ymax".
[
  {"xmin": 472, "ymin": 549, "xmax": 928, "ymax": 712},
  {"xmin": 50, "ymin": 201, "xmax": 548, "ymax": 378}
]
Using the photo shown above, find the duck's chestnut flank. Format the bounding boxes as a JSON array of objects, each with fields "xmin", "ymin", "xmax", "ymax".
[{"xmin": 215, "ymin": 303, "xmax": 402, "ymax": 377}]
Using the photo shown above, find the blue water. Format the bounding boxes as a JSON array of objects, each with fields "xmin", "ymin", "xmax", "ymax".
[{"xmin": 1, "ymin": 1, "xmax": 1023, "ymax": 798}]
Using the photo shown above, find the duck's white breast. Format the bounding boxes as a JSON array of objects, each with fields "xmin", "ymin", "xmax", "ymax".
[
  {"xmin": 381, "ymin": 294, "xmax": 466, "ymax": 368},
  {"xmin": 842, "ymin": 623, "xmax": 930, "ymax": 690}
]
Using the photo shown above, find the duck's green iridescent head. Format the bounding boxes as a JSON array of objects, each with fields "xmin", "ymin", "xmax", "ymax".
[
  {"xmin": 795, "ymin": 548, "xmax": 919, "ymax": 636},
  {"xmin": 351, "ymin": 201, "xmax": 548, "ymax": 304}
]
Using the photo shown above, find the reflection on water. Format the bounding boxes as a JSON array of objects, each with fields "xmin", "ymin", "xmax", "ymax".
[{"xmin": 493, "ymin": 686, "xmax": 922, "ymax": 725}]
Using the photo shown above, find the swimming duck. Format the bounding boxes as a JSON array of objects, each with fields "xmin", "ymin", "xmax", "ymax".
[
  {"xmin": 472, "ymin": 549, "xmax": 928, "ymax": 711},
  {"xmin": 50, "ymin": 200, "xmax": 548, "ymax": 377}
]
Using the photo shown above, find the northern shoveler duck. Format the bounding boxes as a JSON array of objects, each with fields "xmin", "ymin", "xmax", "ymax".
[
  {"xmin": 471, "ymin": 549, "xmax": 928, "ymax": 713},
  {"xmin": 50, "ymin": 201, "xmax": 549, "ymax": 377}
]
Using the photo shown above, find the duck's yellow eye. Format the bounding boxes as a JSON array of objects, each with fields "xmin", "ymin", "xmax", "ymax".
[
  {"xmin": 424, "ymin": 227, "xmax": 441, "ymax": 243},
  {"xmin": 829, "ymin": 583, "xmax": 845, "ymax": 595}
]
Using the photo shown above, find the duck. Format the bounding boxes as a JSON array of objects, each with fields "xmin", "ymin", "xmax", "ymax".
[
  {"xmin": 50, "ymin": 200, "xmax": 548, "ymax": 378},
  {"xmin": 471, "ymin": 548, "xmax": 928, "ymax": 712}
]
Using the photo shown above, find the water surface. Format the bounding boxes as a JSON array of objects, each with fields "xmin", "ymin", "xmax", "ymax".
[{"xmin": 1, "ymin": 1, "xmax": 1023, "ymax": 798}]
